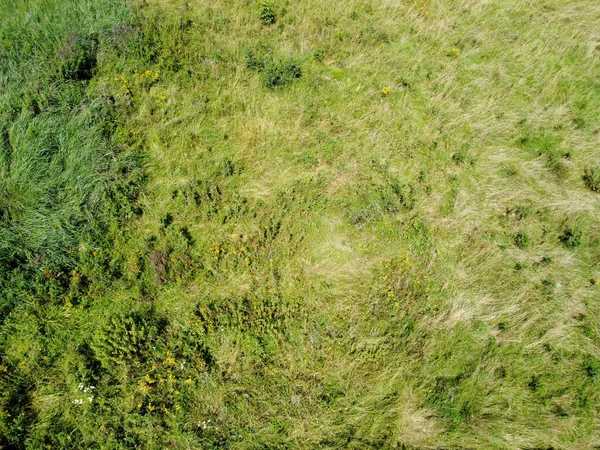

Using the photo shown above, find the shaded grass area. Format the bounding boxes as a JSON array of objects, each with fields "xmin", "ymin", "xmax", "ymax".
[{"xmin": 1, "ymin": 0, "xmax": 600, "ymax": 448}]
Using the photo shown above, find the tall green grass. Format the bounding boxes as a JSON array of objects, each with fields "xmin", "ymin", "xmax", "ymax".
[{"xmin": 0, "ymin": 0, "xmax": 142, "ymax": 312}]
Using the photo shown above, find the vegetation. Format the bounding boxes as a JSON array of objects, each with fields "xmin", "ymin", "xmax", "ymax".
[{"xmin": 1, "ymin": 0, "xmax": 599, "ymax": 448}]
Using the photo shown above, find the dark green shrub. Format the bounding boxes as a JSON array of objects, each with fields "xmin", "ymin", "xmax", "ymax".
[
  {"xmin": 559, "ymin": 227, "xmax": 582, "ymax": 248},
  {"xmin": 513, "ymin": 232, "xmax": 531, "ymax": 249},
  {"xmin": 534, "ymin": 256, "xmax": 553, "ymax": 267},
  {"xmin": 452, "ymin": 148, "xmax": 468, "ymax": 164},
  {"xmin": 584, "ymin": 357, "xmax": 600, "ymax": 379},
  {"xmin": 245, "ymin": 44, "xmax": 302, "ymax": 88},
  {"xmin": 259, "ymin": 2, "xmax": 276, "ymax": 25},
  {"xmin": 583, "ymin": 165, "xmax": 600, "ymax": 192},
  {"xmin": 219, "ymin": 156, "xmax": 243, "ymax": 177},
  {"xmin": 56, "ymin": 32, "xmax": 99, "ymax": 81},
  {"xmin": 92, "ymin": 310, "xmax": 165, "ymax": 370},
  {"xmin": 540, "ymin": 278, "xmax": 555, "ymax": 296},
  {"xmin": 262, "ymin": 57, "xmax": 302, "ymax": 88},
  {"xmin": 313, "ymin": 47, "xmax": 325, "ymax": 62}
]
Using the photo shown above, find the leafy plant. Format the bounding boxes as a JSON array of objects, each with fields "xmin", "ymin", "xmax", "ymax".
[
  {"xmin": 262, "ymin": 57, "xmax": 302, "ymax": 88},
  {"xmin": 259, "ymin": 2, "xmax": 276, "ymax": 25},
  {"xmin": 92, "ymin": 310, "xmax": 164, "ymax": 370},
  {"xmin": 56, "ymin": 32, "xmax": 99, "ymax": 81},
  {"xmin": 245, "ymin": 44, "xmax": 302, "ymax": 88},
  {"xmin": 313, "ymin": 47, "xmax": 325, "ymax": 62}
]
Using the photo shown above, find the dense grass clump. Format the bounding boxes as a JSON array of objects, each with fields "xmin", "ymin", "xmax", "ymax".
[
  {"xmin": 583, "ymin": 164, "xmax": 600, "ymax": 192},
  {"xmin": 0, "ymin": 0, "xmax": 144, "ymax": 316},
  {"xmin": 258, "ymin": 2, "xmax": 277, "ymax": 26},
  {"xmin": 245, "ymin": 43, "xmax": 303, "ymax": 88},
  {"xmin": 2, "ymin": 0, "xmax": 600, "ymax": 449}
]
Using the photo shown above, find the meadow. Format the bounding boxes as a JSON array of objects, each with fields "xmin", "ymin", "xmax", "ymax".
[{"xmin": 1, "ymin": 0, "xmax": 600, "ymax": 448}]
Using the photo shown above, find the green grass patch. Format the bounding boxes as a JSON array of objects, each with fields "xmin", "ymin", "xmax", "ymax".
[{"xmin": 2, "ymin": 0, "xmax": 600, "ymax": 448}]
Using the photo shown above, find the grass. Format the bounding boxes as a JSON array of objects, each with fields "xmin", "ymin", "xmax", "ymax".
[{"xmin": 1, "ymin": 0, "xmax": 600, "ymax": 448}]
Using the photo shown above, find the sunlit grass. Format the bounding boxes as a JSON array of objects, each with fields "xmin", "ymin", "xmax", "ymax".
[{"xmin": 1, "ymin": 0, "xmax": 600, "ymax": 448}]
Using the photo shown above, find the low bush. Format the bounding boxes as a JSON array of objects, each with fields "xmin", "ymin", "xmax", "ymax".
[
  {"xmin": 583, "ymin": 165, "xmax": 600, "ymax": 192},
  {"xmin": 259, "ymin": 2, "xmax": 276, "ymax": 25},
  {"xmin": 245, "ymin": 44, "xmax": 302, "ymax": 88}
]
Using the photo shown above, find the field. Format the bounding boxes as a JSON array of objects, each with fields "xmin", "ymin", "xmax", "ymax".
[{"xmin": 1, "ymin": 0, "xmax": 600, "ymax": 448}]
